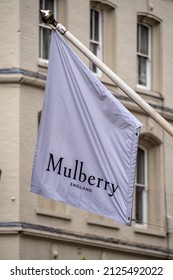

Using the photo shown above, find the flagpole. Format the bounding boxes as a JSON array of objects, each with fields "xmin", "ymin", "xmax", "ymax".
[{"xmin": 40, "ymin": 10, "xmax": 173, "ymax": 138}]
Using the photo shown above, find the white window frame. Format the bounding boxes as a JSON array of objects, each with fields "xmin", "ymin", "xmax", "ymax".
[
  {"xmin": 135, "ymin": 146, "xmax": 148, "ymax": 227},
  {"xmin": 137, "ymin": 22, "xmax": 151, "ymax": 90},
  {"xmin": 39, "ymin": 0, "xmax": 56, "ymax": 65},
  {"xmin": 90, "ymin": 8, "xmax": 102, "ymax": 77}
]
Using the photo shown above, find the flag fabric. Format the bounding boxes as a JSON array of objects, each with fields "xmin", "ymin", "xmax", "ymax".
[{"xmin": 31, "ymin": 30, "xmax": 142, "ymax": 226}]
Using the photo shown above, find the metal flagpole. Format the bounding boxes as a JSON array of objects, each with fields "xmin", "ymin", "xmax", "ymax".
[{"xmin": 40, "ymin": 10, "xmax": 173, "ymax": 138}]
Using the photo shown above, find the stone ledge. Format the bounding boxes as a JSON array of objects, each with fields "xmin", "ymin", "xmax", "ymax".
[
  {"xmin": 0, "ymin": 222, "xmax": 172, "ymax": 259},
  {"xmin": 36, "ymin": 208, "xmax": 72, "ymax": 221}
]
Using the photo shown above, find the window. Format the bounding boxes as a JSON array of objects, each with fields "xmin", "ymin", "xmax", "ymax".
[
  {"xmin": 90, "ymin": 1, "xmax": 115, "ymax": 78},
  {"xmin": 135, "ymin": 147, "xmax": 147, "ymax": 224},
  {"xmin": 90, "ymin": 8, "xmax": 102, "ymax": 75},
  {"xmin": 134, "ymin": 133, "xmax": 165, "ymax": 234},
  {"xmin": 137, "ymin": 23, "xmax": 151, "ymax": 89},
  {"xmin": 39, "ymin": 0, "xmax": 56, "ymax": 60},
  {"xmin": 137, "ymin": 14, "xmax": 162, "ymax": 93}
]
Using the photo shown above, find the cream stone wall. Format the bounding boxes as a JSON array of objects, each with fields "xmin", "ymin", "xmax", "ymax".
[
  {"xmin": 0, "ymin": 84, "xmax": 20, "ymax": 222},
  {"xmin": 0, "ymin": 1, "xmax": 20, "ymax": 68},
  {"xmin": 20, "ymin": 0, "xmax": 39, "ymax": 71}
]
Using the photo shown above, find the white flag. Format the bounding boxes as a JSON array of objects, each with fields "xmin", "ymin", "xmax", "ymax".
[{"xmin": 31, "ymin": 31, "xmax": 142, "ymax": 226}]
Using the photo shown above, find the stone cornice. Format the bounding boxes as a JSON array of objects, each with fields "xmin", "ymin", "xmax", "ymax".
[
  {"xmin": 0, "ymin": 222, "xmax": 172, "ymax": 259},
  {"xmin": 0, "ymin": 68, "xmax": 46, "ymax": 88},
  {"xmin": 1, "ymin": 68, "xmax": 173, "ymax": 121}
]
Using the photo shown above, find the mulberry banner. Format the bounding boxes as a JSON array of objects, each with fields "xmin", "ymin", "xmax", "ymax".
[{"xmin": 31, "ymin": 31, "xmax": 142, "ymax": 225}]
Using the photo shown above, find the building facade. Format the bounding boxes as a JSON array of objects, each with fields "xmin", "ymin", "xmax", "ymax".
[{"xmin": 0, "ymin": 0, "xmax": 173, "ymax": 259}]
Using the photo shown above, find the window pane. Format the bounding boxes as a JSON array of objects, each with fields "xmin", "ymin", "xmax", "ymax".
[
  {"xmin": 39, "ymin": 0, "xmax": 44, "ymax": 23},
  {"xmin": 90, "ymin": 9, "xmax": 93, "ymax": 39},
  {"xmin": 94, "ymin": 10, "xmax": 99, "ymax": 41},
  {"xmin": 135, "ymin": 186, "xmax": 144, "ymax": 223},
  {"xmin": 40, "ymin": 0, "xmax": 43, "ymax": 9},
  {"xmin": 90, "ymin": 8, "xmax": 102, "ymax": 75},
  {"xmin": 137, "ymin": 148, "xmax": 145, "ymax": 184},
  {"xmin": 91, "ymin": 62, "xmax": 97, "ymax": 73},
  {"xmin": 39, "ymin": 0, "xmax": 55, "ymax": 60},
  {"xmin": 45, "ymin": 0, "xmax": 54, "ymax": 11},
  {"xmin": 90, "ymin": 9, "xmax": 99, "ymax": 42},
  {"xmin": 138, "ymin": 56, "xmax": 147, "ymax": 86},
  {"xmin": 140, "ymin": 24, "xmax": 149, "ymax": 55},
  {"xmin": 39, "ymin": 27, "xmax": 42, "ymax": 58},
  {"xmin": 137, "ymin": 23, "xmax": 140, "ymax": 52},
  {"xmin": 90, "ymin": 42, "xmax": 98, "ymax": 56},
  {"xmin": 90, "ymin": 43, "xmax": 98, "ymax": 72},
  {"xmin": 43, "ymin": 28, "xmax": 52, "ymax": 59}
]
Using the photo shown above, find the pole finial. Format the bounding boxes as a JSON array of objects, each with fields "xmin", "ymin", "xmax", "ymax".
[{"xmin": 40, "ymin": 10, "xmax": 57, "ymax": 29}]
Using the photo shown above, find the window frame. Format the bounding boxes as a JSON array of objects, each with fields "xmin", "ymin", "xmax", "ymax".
[
  {"xmin": 135, "ymin": 146, "xmax": 148, "ymax": 227},
  {"xmin": 39, "ymin": 0, "xmax": 56, "ymax": 64},
  {"xmin": 137, "ymin": 22, "xmax": 151, "ymax": 90},
  {"xmin": 90, "ymin": 8, "xmax": 102, "ymax": 77}
]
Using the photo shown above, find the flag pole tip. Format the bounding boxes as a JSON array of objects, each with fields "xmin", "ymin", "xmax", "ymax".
[{"xmin": 40, "ymin": 10, "xmax": 57, "ymax": 29}]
